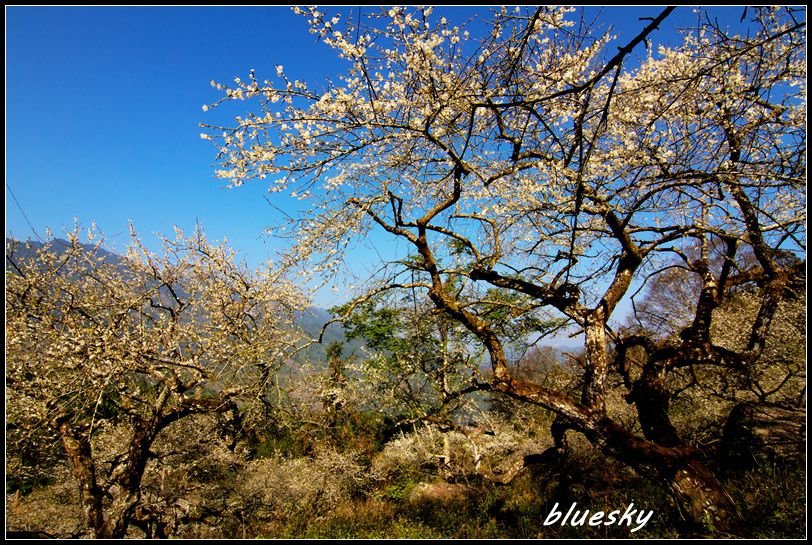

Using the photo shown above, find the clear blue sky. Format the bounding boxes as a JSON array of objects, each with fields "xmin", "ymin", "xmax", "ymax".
[
  {"xmin": 5, "ymin": 6, "xmax": 755, "ymax": 309},
  {"xmin": 6, "ymin": 7, "xmax": 331, "ymax": 261}
]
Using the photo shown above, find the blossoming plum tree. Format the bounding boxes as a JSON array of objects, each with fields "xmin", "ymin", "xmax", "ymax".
[
  {"xmin": 202, "ymin": 6, "xmax": 805, "ymax": 535},
  {"xmin": 6, "ymin": 226, "xmax": 306, "ymax": 537}
]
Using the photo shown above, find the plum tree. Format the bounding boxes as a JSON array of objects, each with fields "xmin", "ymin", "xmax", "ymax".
[
  {"xmin": 202, "ymin": 6, "xmax": 805, "ymax": 535},
  {"xmin": 6, "ymin": 226, "xmax": 306, "ymax": 537}
]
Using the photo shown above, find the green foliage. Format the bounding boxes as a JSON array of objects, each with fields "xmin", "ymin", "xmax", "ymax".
[
  {"xmin": 332, "ymin": 300, "xmax": 422, "ymax": 356},
  {"xmin": 380, "ymin": 477, "xmax": 417, "ymax": 502},
  {"xmin": 325, "ymin": 340, "xmax": 344, "ymax": 362},
  {"xmin": 249, "ymin": 430, "xmax": 300, "ymax": 459},
  {"xmin": 332, "ymin": 295, "xmax": 478, "ymax": 422}
]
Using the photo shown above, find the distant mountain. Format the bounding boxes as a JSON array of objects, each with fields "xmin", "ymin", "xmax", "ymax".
[
  {"xmin": 293, "ymin": 307, "xmax": 367, "ymax": 364},
  {"xmin": 295, "ymin": 307, "xmax": 336, "ymax": 338},
  {"xmin": 6, "ymin": 237, "xmax": 123, "ymax": 272}
]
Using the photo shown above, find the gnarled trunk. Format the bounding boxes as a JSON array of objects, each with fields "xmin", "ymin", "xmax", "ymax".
[
  {"xmin": 58, "ymin": 415, "xmax": 161, "ymax": 538},
  {"xmin": 586, "ymin": 417, "xmax": 747, "ymax": 536},
  {"xmin": 501, "ymin": 377, "xmax": 746, "ymax": 534},
  {"xmin": 59, "ymin": 424, "xmax": 105, "ymax": 538},
  {"xmin": 622, "ymin": 363, "xmax": 746, "ymax": 535},
  {"xmin": 669, "ymin": 457, "xmax": 745, "ymax": 536}
]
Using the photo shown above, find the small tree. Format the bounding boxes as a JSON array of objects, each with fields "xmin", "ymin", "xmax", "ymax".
[
  {"xmin": 203, "ymin": 6, "xmax": 805, "ymax": 535},
  {"xmin": 5, "ymin": 226, "xmax": 306, "ymax": 537},
  {"xmin": 336, "ymin": 295, "xmax": 474, "ymax": 420}
]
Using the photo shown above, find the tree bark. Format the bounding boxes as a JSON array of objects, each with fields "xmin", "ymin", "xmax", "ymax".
[
  {"xmin": 581, "ymin": 310, "xmax": 608, "ymax": 411},
  {"xmin": 622, "ymin": 357, "xmax": 747, "ymax": 534},
  {"xmin": 59, "ymin": 414, "xmax": 162, "ymax": 538},
  {"xmin": 626, "ymin": 360, "xmax": 683, "ymax": 447},
  {"xmin": 59, "ymin": 423, "xmax": 105, "ymax": 538},
  {"xmin": 101, "ymin": 415, "xmax": 163, "ymax": 537},
  {"xmin": 586, "ymin": 417, "xmax": 748, "ymax": 536}
]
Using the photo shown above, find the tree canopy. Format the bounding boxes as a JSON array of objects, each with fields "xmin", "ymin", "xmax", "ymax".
[{"xmin": 202, "ymin": 6, "xmax": 805, "ymax": 535}]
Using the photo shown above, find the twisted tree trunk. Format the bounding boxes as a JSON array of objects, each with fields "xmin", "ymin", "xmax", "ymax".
[
  {"xmin": 59, "ymin": 417, "xmax": 158, "ymax": 538},
  {"xmin": 586, "ymin": 417, "xmax": 747, "ymax": 536},
  {"xmin": 59, "ymin": 423, "xmax": 106, "ymax": 538}
]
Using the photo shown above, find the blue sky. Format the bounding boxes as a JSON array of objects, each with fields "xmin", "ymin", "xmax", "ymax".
[
  {"xmin": 6, "ymin": 7, "xmax": 324, "ymax": 259},
  {"xmin": 5, "ymin": 6, "xmax": 757, "ymax": 309}
]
